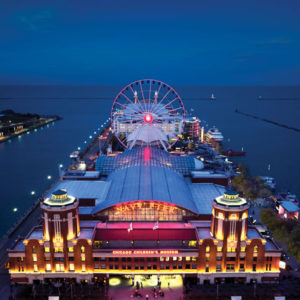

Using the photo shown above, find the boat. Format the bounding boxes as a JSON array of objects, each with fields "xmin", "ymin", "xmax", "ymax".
[
  {"xmin": 206, "ymin": 127, "xmax": 224, "ymax": 142},
  {"xmin": 70, "ymin": 151, "xmax": 79, "ymax": 159},
  {"xmin": 225, "ymin": 149, "xmax": 246, "ymax": 156},
  {"xmin": 210, "ymin": 93, "xmax": 216, "ymax": 100}
]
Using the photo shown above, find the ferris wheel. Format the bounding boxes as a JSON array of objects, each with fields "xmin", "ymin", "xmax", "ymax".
[{"xmin": 111, "ymin": 79, "xmax": 186, "ymax": 150}]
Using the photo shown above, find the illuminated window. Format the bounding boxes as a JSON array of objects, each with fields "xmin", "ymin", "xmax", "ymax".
[
  {"xmin": 227, "ymin": 247, "xmax": 236, "ymax": 253},
  {"xmin": 46, "ymin": 264, "xmax": 51, "ymax": 271},
  {"xmin": 173, "ymin": 257, "xmax": 177, "ymax": 261},
  {"xmin": 226, "ymin": 264, "xmax": 234, "ymax": 271},
  {"xmin": 160, "ymin": 257, "xmax": 164, "ymax": 262},
  {"xmin": 32, "ymin": 246, "xmax": 36, "ymax": 254},
  {"xmin": 186, "ymin": 256, "xmax": 191, "ymax": 261},
  {"xmin": 216, "ymin": 264, "xmax": 221, "ymax": 272},
  {"xmin": 229, "ymin": 214, "xmax": 238, "ymax": 220},
  {"xmin": 32, "ymin": 254, "xmax": 37, "ymax": 262},
  {"xmin": 45, "ymin": 247, "xmax": 50, "ymax": 253},
  {"xmin": 93, "ymin": 241, "xmax": 100, "ymax": 248},
  {"xmin": 218, "ymin": 212, "xmax": 224, "ymax": 219},
  {"xmin": 69, "ymin": 264, "xmax": 75, "ymax": 271},
  {"xmin": 188, "ymin": 240, "xmax": 197, "ymax": 247},
  {"xmin": 81, "ymin": 246, "xmax": 85, "ymax": 253},
  {"xmin": 166, "ymin": 257, "xmax": 170, "ymax": 262},
  {"xmin": 82, "ymin": 264, "xmax": 86, "ymax": 272},
  {"xmin": 54, "ymin": 247, "xmax": 63, "ymax": 253},
  {"xmin": 68, "ymin": 247, "xmax": 74, "ymax": 253},
  {"xmin": 56, "ymin": 263, "xmax": 64, "ymax": 272},
  {"xmin": 192, "ymin": 257, "xmax": 197, "ymax": 261},
  {"xmin": 240, "ymin": 247, "xmax": 246, "ymax": 252},
  {"xmin": 33, "ymin": 264, "xmax": 38, "ymax": 272},
  {"xmin": 205, "ymin": 246, "xmax": 210, "ymax": 253},
  {"xmin": 240, "ymin": 263, "xmax": 245, "ymax": 271},
  {"xmin": 252, "ymin": 264, "xmax": 256, "ymax": 272},
  {"xmin": 254, "ymin": 246, "xmax": 258, "ymax": 253},
  {"xmin": 178, "ymin": 256, "xmax": 182, "ymax": 261},
  {"xmin": 81, "ymin": 254, "xmax": 86, "ymax": 262},
  {"xmin": 217, "ymin": 247, "xmax": 222, "ymax": 252},
  {"xmin": 242, "ymin": 212, "xmax": 248, "ymax": 219}
]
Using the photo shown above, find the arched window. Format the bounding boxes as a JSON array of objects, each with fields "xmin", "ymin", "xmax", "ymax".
[
  {"xmin": 81, "ymin": 246, "xmax": 85, "ymax": 253},
  {"xmin": 205, "ymin": 246, "xmax": 210, "ymax": 253},
  {"xmin": 254, "ymin": 245, "xmax": 258, "ymax": 253}
]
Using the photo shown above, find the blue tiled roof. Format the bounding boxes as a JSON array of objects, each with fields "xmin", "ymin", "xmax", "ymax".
[{"xmin": 281, "ymin": 201, "xmax": 299, "ymax": 212}]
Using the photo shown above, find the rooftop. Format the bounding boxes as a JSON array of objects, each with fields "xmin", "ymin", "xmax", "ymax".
[
  {"xmin": 96, "ymin": 147, "xmax": 197, "ymax": 176},
  {"xmin": 77, "ymin": 228, "xmax": 95, "ymax": 240},
  {"xmin": 93, "ymin": 165, "xmax": 199, "ymax": 213},
  {"xmin": 189, "ymin": 183, "xmax": 225, "ymax": 214},
  {"xmin": 26, "ymin": 227, "xmax": 44, "ymax": 240},
  {"xmin": 280, "ymin": 201, "xmax": 299, "ymax": 212},
  {"xmin": 46, "ymin": 180, "xmax": 110, "ymax": 202},
  {"xmin": 197, "ymin": 228, "xmax": 212, "ymax": 239},
  {"xmin": 247, "ymin": 228, "xmax": 262, "ymax": 240}
]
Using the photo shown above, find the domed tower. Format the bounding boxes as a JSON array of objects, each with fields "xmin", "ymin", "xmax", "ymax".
[
  {"xmin": 211, "ymin": 189, "xmax": 249, "ymax": 244},
  {"xmin": 41, "ymin": 189, "xmax": 80, "ymax": 243}
]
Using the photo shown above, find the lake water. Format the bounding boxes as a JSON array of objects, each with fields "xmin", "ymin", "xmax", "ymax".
[{"xmin": 0, "ymin": 85, "xmax": 300, "ymax": 237}]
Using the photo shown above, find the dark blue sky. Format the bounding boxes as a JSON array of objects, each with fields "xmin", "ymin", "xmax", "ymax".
[{"xmin": 0, "ymin": 0, "xmax": 299, "ymax": 85}]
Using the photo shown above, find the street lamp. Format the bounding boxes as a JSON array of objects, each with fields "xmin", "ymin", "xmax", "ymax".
[
  {"xmin": 30, "ymin": 191, "xmax": 36, "ymax": 195},
  {"xmin": 47, "ymin": 175, "xmax": 52, "ymax": 180},
  {"xmin": 13, "ymin": 208, "xmax": 18, "ymax": 213}
]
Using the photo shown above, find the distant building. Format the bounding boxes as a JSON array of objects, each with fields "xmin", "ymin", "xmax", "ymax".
[
  {"xmin": 278, "ymin": 201, "xmax": 299, "ymax": 220},
  {"xmin": 183, "ymin": 117, "xmax": 200, "ymax": 138}
]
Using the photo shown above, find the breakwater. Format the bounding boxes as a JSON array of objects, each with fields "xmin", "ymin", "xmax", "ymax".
[{"xmin": 235, "ymin": 109, "xmax": 300, "ymax": 133}]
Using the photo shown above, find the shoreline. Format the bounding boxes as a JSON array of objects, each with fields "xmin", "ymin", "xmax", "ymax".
[{"xmin": 0, "ymin": 115, "xmax": 62, "ymax": 144}]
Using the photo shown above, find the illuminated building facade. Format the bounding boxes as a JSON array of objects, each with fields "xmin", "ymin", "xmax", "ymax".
[
  {"xmin": 7, "ymin": 80, "xmax": 281, "ymax": 285},
  {"xmin": 183, "ymin": 117, "xmax": 200, "ymax": 138},
  {"xmin": 8, "ymin": 148, "xmax": 281, "ymax": 285}
]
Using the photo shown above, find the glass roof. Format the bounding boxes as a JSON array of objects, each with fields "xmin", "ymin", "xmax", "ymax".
[{"xmin": 96, "ymin": 147, "xmax": 195, "ymax": 176}]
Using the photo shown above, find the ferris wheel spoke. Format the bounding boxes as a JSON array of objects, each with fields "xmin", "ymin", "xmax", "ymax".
[
  {"xmin": 114, "ymin": 101, "xmax": 141, "ymax": 115},
  {"xmin": 151, "ymin": 88, "xmax": 172, "ymax": 114},
  {"xmin": 114, "ymin": 112, "xmax": 144, "ymax": 120},
  {"xmin": 139, "ymin": 81, "xmax": 148, "ymax": 112},
  {"xmin": 120, "ymin": 92, "xmax": 144, "ymax": 114},
  {"xmin": 149, "ymin": 80, "xmax": 164, "ymax": 112},
  {"xmin": 118, "ymin": 118, "xmax": 144, "ymax": 124},
  {"xmin": 148, "ymin": 80, "xmax": 152, "ymax": 112},
  {"xmin": 167, "ymin": 106, "xmax": 185, "ymax": 114},
  {"xmin": 152, "ymin": 97, "xmax": 179, "ymax": 115},
  {"xmin": 128, "ymin": 84, "xmax": 146, "ymax": 113}
]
